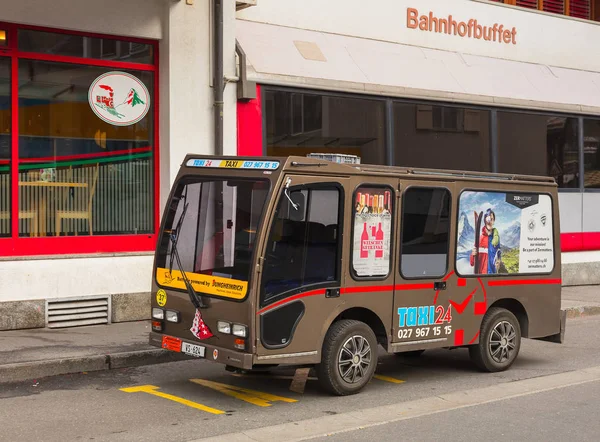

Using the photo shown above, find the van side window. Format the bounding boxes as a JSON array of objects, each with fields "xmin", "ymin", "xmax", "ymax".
[
  {"xmin": 261, "ymin": 187, "xmax": 341, "ymax": 306},
  {"xmin": 400, "ymin": 187, "xmax": 450, "ymax": 278}
]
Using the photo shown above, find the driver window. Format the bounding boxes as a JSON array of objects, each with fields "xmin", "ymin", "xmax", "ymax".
[{"xmin": 261, "ymin": 187, "xmax": 341, "ymax": 306}]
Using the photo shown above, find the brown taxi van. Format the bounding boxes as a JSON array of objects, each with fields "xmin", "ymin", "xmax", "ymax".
[{"xmin": 149, "ymin": 154, "xmax": 566, "ymax": 396}]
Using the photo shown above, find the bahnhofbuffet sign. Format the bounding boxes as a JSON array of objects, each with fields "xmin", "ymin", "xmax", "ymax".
[{"xmin": 406, "ymin": 7, "xmax": 518, "ymax": 45}]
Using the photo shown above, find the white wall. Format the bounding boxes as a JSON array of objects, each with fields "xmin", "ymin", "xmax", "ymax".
[
  {"xmin": 0, "ymin": 255, "xmax": 153, "ymax": 302},
  {"xmin": 0, "ymin": 0, "xmax": 163, "ymax": 39},
  {"xmin": 238, "ymin": 0, "xmax": 600, "ymax": 74}
]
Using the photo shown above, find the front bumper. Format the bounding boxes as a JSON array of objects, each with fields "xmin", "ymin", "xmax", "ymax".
[{"xmin": 149, "ymin": 332, "xmax": 254, "ymax": 370}]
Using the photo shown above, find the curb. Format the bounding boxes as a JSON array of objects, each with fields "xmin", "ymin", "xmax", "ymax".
[
  {"xmin": 0, "ymin": 349, "xmax": 193, "ymax": 384},
  {"xmin": 564, "ymin": 306, "xmax": 600, "ymax": 319}
]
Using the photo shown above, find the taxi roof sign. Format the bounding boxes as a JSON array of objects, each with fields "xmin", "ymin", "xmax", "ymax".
[{"xmin": 186, "ymin": 159, "xmax": 280, "ymax": 170}]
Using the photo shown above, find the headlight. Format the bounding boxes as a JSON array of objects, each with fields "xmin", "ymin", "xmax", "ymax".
[
  {"xmin": 165, "ymin": 310, "xmax": 180, "ymax": 323},
  {"xmin": 152, "ymin": 308, "xmax": 164, "ymax": 319},
  {"xmin": 217, "ymin": 321, "xmax": 231, "ymax": 334},
  {"xmin": 232, "ymin": 324, "xmax": 248, "ymax": 338}
]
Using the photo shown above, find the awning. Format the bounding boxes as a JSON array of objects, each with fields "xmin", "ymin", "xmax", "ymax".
[{"xmin": 236, "ymin": 19, "xmax": 600, "ymax": 115}]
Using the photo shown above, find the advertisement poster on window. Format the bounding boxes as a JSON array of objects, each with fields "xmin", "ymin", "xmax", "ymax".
[
  {"xmin": 353, "ymin": 188, "xmax": 393, "ymax": 277},
  {"xmin": 456, "ymin": 191, "xmax": 554, "ymax": 275}
]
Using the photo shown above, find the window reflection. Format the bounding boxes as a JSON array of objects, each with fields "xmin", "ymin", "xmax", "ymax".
[
  {"xmin": 0, "ymin": 58, "xmax": 10, "ymax": 237},
  {"xmin": 18, "ymin": 30, "xmax": 153, "ymax": 64},
  {"xmin": 265, "ymin": 90, "xmax": 386, "ymax": 165},
  {"xmin": 584, "ymin": 119, "xmax": 600, "ymax": 189},
  {"xmin": 394, "ymin": 103, "xmax": 491, "ymax": 172},
  {"xmin": 497, "ymin": 112, "xmax": 579, "ymax": 188},
  {"xmin": 17, "ymin": 61, "xmax": 154, "ymax": 237}
]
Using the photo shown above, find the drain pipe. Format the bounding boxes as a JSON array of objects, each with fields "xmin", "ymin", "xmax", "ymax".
[{"xmin": 213, "ymin": 0, "xmax": 224, "ymax": 156}]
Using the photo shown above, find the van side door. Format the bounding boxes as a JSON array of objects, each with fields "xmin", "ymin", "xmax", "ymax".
[
  {"xmin": 392, "ymin": 181, "xmax": 481, "ymax": 351},
  {"xmin": 254, "ymin": 174, "xmax": 348, "ymax": 361}
]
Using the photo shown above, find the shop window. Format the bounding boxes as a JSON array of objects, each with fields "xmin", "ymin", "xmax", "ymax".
[
  {"xmin": 17, "ymin": 60, "xmax": 154, "ymax": 237},
  {"xmin": 395, "ymin": 103, "xmax": 491, "ymax": 172},
  {"xmin": 584, "ymin": 119, "xmax": 600, "ymax": 189},
  {"xmin": 497, "ymin": 112, "xmax": 579, "ymax": 188},
  {"xmin": 0, "ymin": 30, "xmax": 7, "ymax": 47},
  {"xmin": 264, "ymin": 90, "xmax": 386, "ymax": 165},
  {"xmin": 0, "ymin": 58, "xmax": 10, "ymax": 237},
  {"xmin": 18, "ymin": 30, "xmax": 153, "ymax": 64},
  {"xmin": 400, "ymin": 188, "xmax": 450, "ymax": 279},
  {"xmin": 261, "ymin": 187, "xmax": 341, "ymax": 305}
]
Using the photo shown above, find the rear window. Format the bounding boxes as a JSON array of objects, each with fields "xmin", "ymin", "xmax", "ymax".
[{"xmin": 155, "ymin": 178, "xmax": 269, "ymax": 300}]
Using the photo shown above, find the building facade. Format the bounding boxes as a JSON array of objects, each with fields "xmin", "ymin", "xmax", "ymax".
[{"xmin": 0, "ymin": 0, "xmax": 599, "ymax": 330}]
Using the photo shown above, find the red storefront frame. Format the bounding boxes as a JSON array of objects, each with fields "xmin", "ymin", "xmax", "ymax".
[
  {"xmin": 0, "ymin": 22, "xmax": 159, "ymax": 257},
  {"xmin": 238, "ymin": 85, "xmax": 593, "ymax": 253}
]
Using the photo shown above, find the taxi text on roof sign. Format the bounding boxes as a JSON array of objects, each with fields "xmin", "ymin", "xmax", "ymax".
[{"xmin": 186, "ymin": 159, "xmax": 280, "ymax": 170}]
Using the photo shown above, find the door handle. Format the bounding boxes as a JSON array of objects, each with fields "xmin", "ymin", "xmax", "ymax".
[
  {"xmin": 325, "ymin": 288, "xmax": 340, "ymax": 298},
  {"xmin": 434, "ymin": 281, "xmax": 446, "ymax": 291}
]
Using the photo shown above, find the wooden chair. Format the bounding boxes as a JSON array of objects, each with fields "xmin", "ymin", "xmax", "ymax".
[
  {"xmin": 55, "ymin": 164, "xmax": 99, "ymax": 236},
  {"xmin": 0, "ymin": 211, "xmax": 39, "ymax": 237}
]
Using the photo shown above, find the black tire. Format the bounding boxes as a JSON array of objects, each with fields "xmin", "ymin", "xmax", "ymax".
[
  {"xmin": 316, "ymin": 319, "xmax": 378, "ymax": 396},
  {"xmin": 469, "ymin": 307, "xmax": 521, "ymax": 372},
  {"xmin": 394, "ymin": 350, "xmax": 425, "ymax": 358}
]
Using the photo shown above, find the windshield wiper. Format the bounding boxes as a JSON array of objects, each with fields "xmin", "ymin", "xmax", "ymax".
[{"xmin": 168, "ymin": 202, "xmax": 207, "ymax": 309}]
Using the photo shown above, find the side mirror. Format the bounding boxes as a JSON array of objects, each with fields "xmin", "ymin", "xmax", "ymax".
[{"xmin": 289, "ymin": 192, "xmax": 306, "ymax": 222}]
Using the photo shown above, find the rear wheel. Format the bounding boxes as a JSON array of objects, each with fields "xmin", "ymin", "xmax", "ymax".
[
  {"xmin": 316, "ymin": 320, "xmax": 378, "ymax": 396},
  {"xmin": 469, "ymin": 307, "xmax": 521, "ymax": 372}
]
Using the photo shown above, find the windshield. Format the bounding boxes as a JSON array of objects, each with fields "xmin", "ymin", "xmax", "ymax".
[{"xmin": 155, "ymin": 178, "xmax": 270, "ymax": 300}]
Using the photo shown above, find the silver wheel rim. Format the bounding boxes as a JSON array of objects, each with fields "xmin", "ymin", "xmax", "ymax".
[
  {"xmin": 338, "ymin": 335, "xmax": 371, "ymax": 384},
  {"xmin": 488, "ymin": 320, "xmax": 517, "ymax": 364}
]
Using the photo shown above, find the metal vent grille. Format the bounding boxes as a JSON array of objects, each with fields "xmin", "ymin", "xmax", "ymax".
[{"xmin": 47, "ymin": 297, "xmax": 111, "ymax": 329}]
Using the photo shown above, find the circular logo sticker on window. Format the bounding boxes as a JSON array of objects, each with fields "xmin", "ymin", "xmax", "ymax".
[{"xmin": 88, "ymin": 71, "xmax": 150, "ymax": 126}]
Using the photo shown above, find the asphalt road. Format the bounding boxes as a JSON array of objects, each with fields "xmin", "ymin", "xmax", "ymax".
[
  {"xmin": 312, "ymin": 381, "xmax": 600, "ymax": 442},
  {"xmin": 1, "ymin": 315, "xmax": 600, "ymax": 442}
]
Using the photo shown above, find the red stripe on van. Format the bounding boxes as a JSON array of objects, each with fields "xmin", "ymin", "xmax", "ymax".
[
  {"xmin": 341, "ymin": 286, "xmax": 395, "ymax": 294},
  {"xmin": 257, "ymin": 283, "xmax": 433, "ymax": 315},
  {"xmin": 487, "ymin": 279, "xmax": 562, "ymax": 287},
  {"xmin": 257, "ymin": 289, "xmax": 326, "ymax": 315}
]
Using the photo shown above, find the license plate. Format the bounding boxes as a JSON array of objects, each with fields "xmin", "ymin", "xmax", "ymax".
[{"xmin": 181, "ymin": 342, "xmax": 205, "ymax": 358}]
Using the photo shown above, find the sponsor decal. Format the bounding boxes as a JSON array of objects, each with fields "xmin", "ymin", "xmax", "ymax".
[
  {"xmin": 456, "ymin": 191, "xmax": 554, "ymax": 275},
  {"xmin": 88, "ymin": 71, "xmax": 150, "ymax": 126},
  {"xmin": 352, "ymin": 188, "xmax": 393, "ymax": 277},
  {"xmin": 156, "ymin": 267, "xmax": 248, "ymax": 300}
]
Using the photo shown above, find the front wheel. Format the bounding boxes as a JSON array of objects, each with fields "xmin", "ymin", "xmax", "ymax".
[
  {"xmin": 316, "ymin": 320, "xmax": 378, "ymax": 396},
  {"xmin": 469, "ymin": 307, "xmax": 521, "ymax": 372}
]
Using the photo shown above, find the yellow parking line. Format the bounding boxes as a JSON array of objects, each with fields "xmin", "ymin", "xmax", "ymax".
[
  {"xmin": 119, "ymin": 385, "xmax": 225, "ymax": 415},
  {"xmin": 373, "ymin": 375, "xmax": 405, "ymax": 384},
  {"xmin": 190, "ymin": 378, "xmax": 298, "ymax": 407}
]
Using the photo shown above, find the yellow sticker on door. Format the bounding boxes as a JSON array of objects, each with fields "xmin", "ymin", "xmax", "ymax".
[
  {"xmin": 156, "ymin": 289, "xmax": 167, "ymax": 307},
  {"xmin": 156, "ymin": 268, "xmax": 248, "ymax": 300}
]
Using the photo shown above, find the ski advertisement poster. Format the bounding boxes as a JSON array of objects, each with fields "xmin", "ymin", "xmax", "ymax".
[
  {"xmin": 352, "ymin": 188, "xmax": 393, "ymax": 277},
  {"xmin": 456, "ymin": 191, "xmax": 554, "ymax": 275}
]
